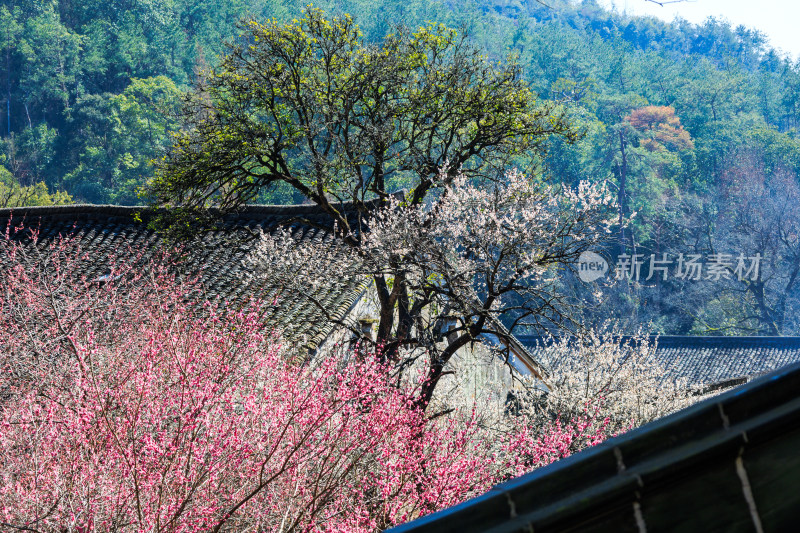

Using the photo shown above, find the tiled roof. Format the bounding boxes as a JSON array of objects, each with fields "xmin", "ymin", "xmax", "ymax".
[
  {"xmin": 0, "ymin": 204, "xmax": 368, "ymax": 349},
  {"xmin": 389, "ymin": 360, "xmax": 800, "ymax": 533},
  {"xmin": 518, "ymin": 335, "xmax": 800, "ymax": 389}
]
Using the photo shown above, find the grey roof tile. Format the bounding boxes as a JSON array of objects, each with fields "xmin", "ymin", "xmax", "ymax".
[
  {"xmin": 518, "ymin": 335, "xmax": 800, "ymax": 389},
  {"xmin": 0, "ymin": 204, "xmax": 368, "ymax": 350}
]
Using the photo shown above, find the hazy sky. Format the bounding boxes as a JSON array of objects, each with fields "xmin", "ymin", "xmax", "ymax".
[{"xmin": 600, "ymin": 0, "xmax": 800, "ymax": 60}]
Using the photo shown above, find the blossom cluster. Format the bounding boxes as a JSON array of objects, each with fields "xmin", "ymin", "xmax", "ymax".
[
  {"xmin": 247, "ymin": 167, "xmax": 617, "ymax": 407},
  {"xmin": 0, "ymin": 234, "xmax": 620, "ymax": 532},
  {"xmin": 519, "ymin": 327, "xmax": 692, "ymax": 435}
]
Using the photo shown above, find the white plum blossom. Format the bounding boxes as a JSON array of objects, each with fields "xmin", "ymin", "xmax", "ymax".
[{"xmin": 249, "ymin": 166, "xmax": 617, "ymax": 407}]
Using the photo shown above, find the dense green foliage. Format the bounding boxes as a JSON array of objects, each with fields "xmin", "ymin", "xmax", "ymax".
[
  {"xmin": 4, "ymin": 0, "xmax": 800, "ymax": 334},
  {"xmin": 151, "ymin": 9, "xmax": 574, "ymax": 213},
  {"xmin": 5, "ymin": 0, "xmax": 797, "ymax": 204}
]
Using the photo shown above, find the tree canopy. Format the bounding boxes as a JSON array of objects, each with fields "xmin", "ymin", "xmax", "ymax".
[
  {"xmin": 150, "ymin": 8, "xmax": 575, "ymax": 218},
  {"xmin": 151, "ymin": 10, "xmax": 617, "ymax": 407}
]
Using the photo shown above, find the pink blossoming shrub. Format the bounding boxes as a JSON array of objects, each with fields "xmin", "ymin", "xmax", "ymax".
[{"xmin": 0, "ymin": 234, "xmax": 614, "ymax": 532}]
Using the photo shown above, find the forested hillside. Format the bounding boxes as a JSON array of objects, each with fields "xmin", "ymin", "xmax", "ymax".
[{"xmin": 3, "ymin": 0, "xmax": 800, "ymax": 335}]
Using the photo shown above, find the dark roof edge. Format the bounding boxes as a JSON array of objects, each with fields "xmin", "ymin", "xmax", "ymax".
[
  {"xmin": 388, "ymin": 360, "xmax": 800, "ymax": 532},
  {"xmin": 0, "ymin": 195, "xmax": 401, "ymax": 222},
  {"xmin": 484, "ymin": 320, "xmax": 550, "ymax": 379},
  {"xmin": 0, "ymin": 204, "xmax": 148, "ymax": 219},
  {"xmin": 519, "ymin": 334, "xmax": 800, "ymax": 347}
]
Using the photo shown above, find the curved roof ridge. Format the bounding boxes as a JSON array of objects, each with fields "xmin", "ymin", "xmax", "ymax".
[
  {"xmin": 519, "ymin": 334, "xmax": 800, "ymax": 344},
  {"xmin": 0, "ymin": 204, "xmax": 145, "ymax": 218},
  {"xmin": 652, "ymin": 335, "xmax": 800, "ymax": 344},
  {"xmin": 0, "ymin": 198, "xmax": 384, "ymax": 220},
  {"xmin": 653, "ymin": 334, "xmax": 800, "ymax": 340}
]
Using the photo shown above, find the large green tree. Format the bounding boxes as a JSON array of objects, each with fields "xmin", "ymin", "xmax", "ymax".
[
  {"xmin": 150, "ymin": 9, "xmax": 615, "ymax": 408},
  {"xmin": 150, "ymin": 8, "xmax": 576, "ymax": 214}
]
